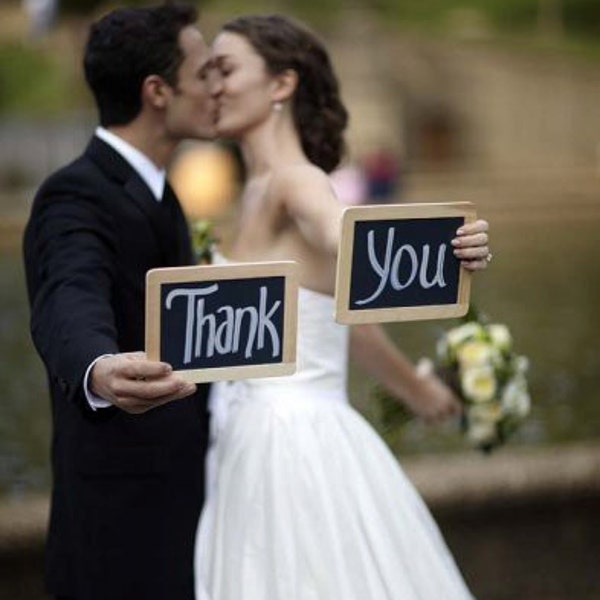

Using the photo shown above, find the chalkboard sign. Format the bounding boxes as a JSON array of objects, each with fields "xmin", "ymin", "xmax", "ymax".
[
  {"xmin": 335, "ymin": 202, "xmax": 476, "ymax": 324},
  {"xmin": 146, "ymin": 262, "xmax": 299, "ymax": 382}
]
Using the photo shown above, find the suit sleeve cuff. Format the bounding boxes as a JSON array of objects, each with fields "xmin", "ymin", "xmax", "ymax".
[{"xmin": 84, "ymin": 354, "xmax": 114, "ymax": 410}]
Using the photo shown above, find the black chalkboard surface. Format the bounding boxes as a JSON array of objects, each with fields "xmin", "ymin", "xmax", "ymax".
[
  {"xmin": 146, "ymin": 262, "xmax": 298, "ymax": 382},
  {"xmin": 335, "ymin": 203, "xmax": 475, "ymax": 324}
]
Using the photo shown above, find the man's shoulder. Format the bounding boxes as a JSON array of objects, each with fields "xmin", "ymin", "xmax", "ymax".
[
  {"xmin": 32, "ymin": 139, "xmax": 126, "ymax": 213},
  {"xmin": 39, "ymin": 150, "xmax": 104, "ymax": 195}
]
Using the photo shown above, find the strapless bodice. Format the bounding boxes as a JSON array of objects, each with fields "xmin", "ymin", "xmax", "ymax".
[
  {"xmin": 207, "ymin": 254, "xmax": 350, "ymax": 435},
  {"xmin": 244, "ymin": 285, "xmax": 349, "ymax": 400}
]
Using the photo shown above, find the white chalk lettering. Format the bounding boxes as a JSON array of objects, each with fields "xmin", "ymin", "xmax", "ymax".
[
  {"xmin": 356, "ymin": 227, "xmax": 448, "ymax": 305},
  {"xmin": 165, "ymin": 283, "xmax": 281, "ymax": 364},
  {"xmin": 419, "ymin": 244, "xmax": 447, "ymax": 289},
  {"xmin": 166, "ymin": 285, "xmax": 218, "ymax": 364}
]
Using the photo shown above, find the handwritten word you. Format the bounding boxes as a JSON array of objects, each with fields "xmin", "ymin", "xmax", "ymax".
[
  {"xmin": 165, "ymin": 284, "xmax": 281, "ymax": 365},
  {"xmin": 357, "ymin": 227, "xmax": 447, "ymax": 305}
]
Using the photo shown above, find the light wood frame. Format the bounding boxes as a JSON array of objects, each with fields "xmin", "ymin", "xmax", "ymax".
[
  {"xmin": 334, "ymin": 202, "xmax": 476, "ymax": 324},
  {"xmin": 146, "ymin": 261, "xmax": 299, "ymax": 382}
]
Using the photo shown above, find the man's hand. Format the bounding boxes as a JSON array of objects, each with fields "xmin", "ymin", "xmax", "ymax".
[
  {"xmin": 452, "ymin": 219, "xmax": 491, "ymax": 271},
  {"xmin": 90, "ymin": 352, "xmax": 197, "ymax": 414}
]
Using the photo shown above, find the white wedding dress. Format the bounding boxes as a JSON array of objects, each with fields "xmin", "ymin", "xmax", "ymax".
[{"xmin": 194, "ymin": 283, "xmax": 474, "ymax": 600}]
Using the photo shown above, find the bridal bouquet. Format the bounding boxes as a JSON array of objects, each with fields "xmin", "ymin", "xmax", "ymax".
[
  {"xmin": 190, "ymin": 219, "xmax": 217, "ymax": 264},
  {"xmin": 434, "ymin": 312, "xmax": 531, "ymax": 452}
]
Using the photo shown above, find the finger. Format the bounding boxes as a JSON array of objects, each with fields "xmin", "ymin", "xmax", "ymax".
[
  {"xmin": 118, "ymin": 376, "xmax": 194, "ymax": 401},
  {"xmin": 452, "ymin": 232, "xmax": 488, "ymax": 248},
  {"xmin": 457, "ymin": 219, "xmax": 489, "ymax": 235},
  {"xmin": 461, "ymin": 258, "xmax": 489, "ymax": 271},
  {"xmin": 454, "ymin": 245, "xmax": 489, "ymax": 260},
  {"xmin": 448, "ymin": 398, "xmax": 462, "ymax": 417},
  {"xmin": 122, "ymin": 351, "xmax": 147, "ymax": 361},
  {"xmin": 121, "ymin": 360, "xmax": 174, "ymax": 381},
  {"xmin": 113, "ymin": 381, "xmax": 197, "ymax": 414}
]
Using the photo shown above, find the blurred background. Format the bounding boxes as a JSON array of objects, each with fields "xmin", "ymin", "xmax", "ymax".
[{"xmin": 1, "ymin": 0, "xmax": 599, "ymax": 598}]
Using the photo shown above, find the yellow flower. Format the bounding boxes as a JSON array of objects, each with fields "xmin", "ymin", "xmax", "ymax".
[
  {"xmin": 456, "ymin": 340, "xmax": 497, "ymax": 369},
  {"xmin": 460, "ymin": 365, "xmax": 497, "ymax": 403}
]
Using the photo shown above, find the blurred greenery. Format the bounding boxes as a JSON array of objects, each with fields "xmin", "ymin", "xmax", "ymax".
[
  {"xmin": 373, "ymin": 0, "xmax": 600, "ymax": 36},
  {"xmin": 0, "ymin": 41, "xmax": 76, "ymax": 116},
  {"xmin": 2, "ymin": 0, "xmax": 599, "ymax": 115},
  {"xmin": 58, "ymin": 0, "xmax": 153, "ymax": 17}
]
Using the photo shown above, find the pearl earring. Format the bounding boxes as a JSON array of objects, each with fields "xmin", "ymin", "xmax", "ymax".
[{"xmin": 272, "ymin": 101, "xmax": 283, "ymax": 112}]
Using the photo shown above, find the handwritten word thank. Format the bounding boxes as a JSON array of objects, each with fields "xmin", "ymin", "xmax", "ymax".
[{"xmin": 165, "ymin": 284, "xmax": 281, "ymax": 365}]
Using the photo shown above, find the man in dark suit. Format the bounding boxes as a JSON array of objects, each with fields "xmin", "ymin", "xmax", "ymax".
[{"xmin": 23, "ymin": 4, "xmax": 216, "ymax": 599}]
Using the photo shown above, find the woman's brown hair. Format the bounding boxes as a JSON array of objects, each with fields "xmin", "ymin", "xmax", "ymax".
[{"xmin": 221, "ymin": 14, "xmax": 348, "ymax": 173}]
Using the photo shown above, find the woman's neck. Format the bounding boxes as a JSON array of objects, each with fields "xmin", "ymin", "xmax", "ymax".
[{"xmin": 239, "ymin": 115, "xmax": 307, "ymax": 178}]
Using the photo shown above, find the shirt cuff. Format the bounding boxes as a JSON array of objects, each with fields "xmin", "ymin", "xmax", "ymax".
[{"xmin": 84, "ymin": 354, "xmax": 114, "ymax": 410}]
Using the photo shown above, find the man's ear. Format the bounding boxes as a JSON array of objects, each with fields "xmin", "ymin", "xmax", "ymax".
[
  {"xmin": 142, "ymin": 74, "xmax": 171, "ymax": 110},
  {"xmin": 272, "ymin": 69, "xmax": 298, "ymax": 103}
]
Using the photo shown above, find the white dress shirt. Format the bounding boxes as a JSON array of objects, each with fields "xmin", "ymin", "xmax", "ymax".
[{"xmin": 84, "ymin": 127, "xmax": 167, "ymax": 409}]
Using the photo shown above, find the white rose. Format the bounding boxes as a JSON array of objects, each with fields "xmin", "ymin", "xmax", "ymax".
[
  {"xmin": 487, "ymin": 324, "xmax": 512, "ymax": 352},
  {"xmin": 456, "ymin": 340, "xmax": 498, "ymax": 369},
  {"xmin": 501, "ymin": 378, "xmax": 531, "ymax": 418},
  {"xmin": 468, "ymin": 403, "xmax": 503, "ymax": 424},
  {"xmin": 465, "ymin": 413, "xmax": 498, "ymax": 446},
  {"xmin": 446, "ymin": 322, "xmax": 485, "ymax": 352},
  {"xmin": 514, "ymin": 355, "xmax": 530, "ymax": 374},
  {"xmin": 461, "ymin": 365, "xmax": 497, "ymax": 403},
  {"xmin": 467, "ymin": 421, "xmax": 497, "ymax": 446}
]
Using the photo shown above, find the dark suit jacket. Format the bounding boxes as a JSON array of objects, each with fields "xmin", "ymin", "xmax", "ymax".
[{"xmin": 23, "ymin": 137, "xmax": 210, "ymax": 600}]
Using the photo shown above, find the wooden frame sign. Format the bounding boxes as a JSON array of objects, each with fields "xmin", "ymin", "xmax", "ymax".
[
  {"xmin": 146, "ymin": 261, "xmax": 299, "ymax": 382},
  {"xmin": 335, "ymin": 202, "xmax": 476, "ymax": 324}
]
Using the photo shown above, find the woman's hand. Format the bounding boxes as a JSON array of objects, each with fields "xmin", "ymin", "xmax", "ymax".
[
  {"xmin": 401, "ymin": 365, "xmax": 462, "ymax": 425},
  {"xmin": 452, "ymin": 219, "xmax": 491, "ymax": 271}
]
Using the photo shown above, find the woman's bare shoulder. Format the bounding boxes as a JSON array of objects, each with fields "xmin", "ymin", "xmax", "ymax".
[{"xmin": 270, "ymin": 162, "xmax": 334, "ymax": 200}]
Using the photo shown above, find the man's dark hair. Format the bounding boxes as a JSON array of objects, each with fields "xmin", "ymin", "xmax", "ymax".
[{"xmin": 84, "ymin": 2, "xmax": 198, "ymax": 126}]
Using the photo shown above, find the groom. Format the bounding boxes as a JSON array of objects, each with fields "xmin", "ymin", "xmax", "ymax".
[{"xmin": 23, "ymin": 4, "xmax": 216, "ymax": 599}]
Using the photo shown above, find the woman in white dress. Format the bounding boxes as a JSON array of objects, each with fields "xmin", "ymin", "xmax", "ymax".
[{"xmin": 195, "ymin": 14, "xmax": 490, "ymax": 600}]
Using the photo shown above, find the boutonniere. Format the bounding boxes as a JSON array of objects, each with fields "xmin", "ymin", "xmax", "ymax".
[{"xmin": 190, "ymin": 219, "xmax": 218, "ymax": 264}]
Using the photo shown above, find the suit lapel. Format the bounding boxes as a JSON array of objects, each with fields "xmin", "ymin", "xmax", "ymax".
[
  {"xmin": 85, "ymin": 136, "xmax": 183, "ymax": 266},
  {"xmin": 163, "ymin": 181, "xmax": 194, "ymax": 265}
]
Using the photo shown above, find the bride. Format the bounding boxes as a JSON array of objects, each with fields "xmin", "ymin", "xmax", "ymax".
[{"xmin": 195, "ymin": 14, "xmax": 489, "ymax": 600}]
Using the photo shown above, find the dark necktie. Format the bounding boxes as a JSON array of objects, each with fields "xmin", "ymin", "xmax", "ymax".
[{"xmin": 161, "ymin": 181, "xmax": 194, "ymax": 266}]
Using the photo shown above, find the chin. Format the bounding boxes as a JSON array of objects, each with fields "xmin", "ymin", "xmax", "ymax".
[
  {"xmin": 198, "ymin": 127, "xmax": 218, "ymax": 141},
  {"xmin": 215, "ymin": 119, "xmax": 243, "ymax": 140}
]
